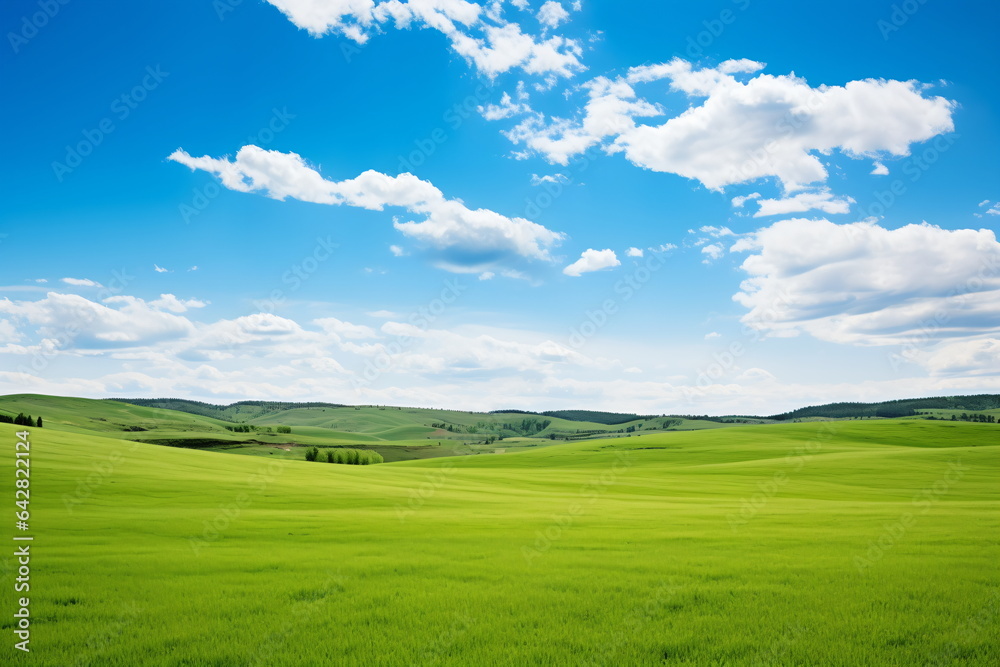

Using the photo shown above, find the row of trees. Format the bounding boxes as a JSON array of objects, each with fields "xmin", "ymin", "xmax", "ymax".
[
  {"xmin": 0, "ymin": 413, "xmax": 42, "ymax": 427},
  {"xmin": 304, "ymin": 447, "xmax": 383, "ymax": 465},
  {"xmin": 225, "ymin": 424, "xmax": 292, "ymax": 433},
  {"xmin": 946, "ymin": 413, "xmax": 997, "ymax": 423}
]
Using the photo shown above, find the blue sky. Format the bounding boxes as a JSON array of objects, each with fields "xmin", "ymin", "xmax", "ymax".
[{"xmin": 1, "ymin": 0, "xmax": 998, "ymax": 413}]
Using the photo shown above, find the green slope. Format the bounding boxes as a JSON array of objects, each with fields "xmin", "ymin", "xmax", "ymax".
[
  {"xmin": 0, "ymin": 393, "xmax": 235, "ymax": 435},
  {"xmin": 1, "ymin": 419, "xmax": 997, "ymax": 665}
]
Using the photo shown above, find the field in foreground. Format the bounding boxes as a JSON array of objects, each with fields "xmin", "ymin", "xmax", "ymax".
[{"xmin": 1, "ymin": 419, "xmax": 998, "ymax": 665}]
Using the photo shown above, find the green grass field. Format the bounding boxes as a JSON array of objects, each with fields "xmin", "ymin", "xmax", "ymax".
[{"xmin": 1, "ymin": 415, "xmax": 997, "ymax": 665}]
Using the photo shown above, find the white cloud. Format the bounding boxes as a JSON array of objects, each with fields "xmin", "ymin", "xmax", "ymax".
[
  {"xmin": 264, "ymin": 0, "xmax": 377, "ymax": 38},
  {"xmin": 188, "ymin": 266, "xmax": 199, "ymax": 272},
  {"xmin": 731, "ymin": 219, "xmax": 1000, "ymax": 369},
  {"xmin": 563, "ymin": 248, "xmax": 620, "ymax": 276},
  {"xmin": 530, "ymin": 172, "xmax": 569, "ymax": 186},
  {"xmin": 753, "ymin": 188, "xmax": 855, "ymax": 217},
  {"xmin": 699, "ymin": 226, "xmax": 735, "ymax": 238},
  {"xmin": 0, "ymin": 292, "xmax": 196, "ymax": 349},
  {"xmin": 537, "ymin": 1, "xmax": 569, "ymax": 29},
  {"xmin": 704, "ymin": 331, "xmax": 721, "ymax": 340},
  {"xmin": 650, "ymin": 243, "xmax": 677, "ymax": 252},
  {"xmin": 147, "ymin": 294, "xmax": 208, "ymax": 313},
  {"xmin": 154, "ymin": 264, "xmax": 170, "ymax": 273},
  {"xmin": 264, "ymin": 0, "xmax": 585, "ymax": 78},
  {"xmin": 505, "ymin": 75, "xmax": 661, "ymax": 165},
  {"xmin": 0, "ymin": 319, "xmax": 21, "ymax": 344},
  {"xmin": 731, "ymin": 192, "xmax": 761, "ymax": 208},
  {"xmin": 626, "ymin": 247, "xmax": 643, "ymax": 257},
  {"xmin": 871, "ymin": 161, "xmax": 889, "ymax": 176},
  {"xmin": 701, "ymin": 243, "xmax": 724, "ymax": 263},
  {"xmin": 617, "ymin": 60, "xmax": 955, "ymax": 190},
  {"xmin": 169, "ymin": 145, "xmax": 564, "ymax": 273},
  {"xmin": 315, "ymin": 317, "xmax": 378, "ymax": 340},
  {"xmin": 918, "ymin": 338, "xmax": 1000, "ymax": 377},
  {"xmin": 478, "ymin": 271, "xmax": 495, "ymax": 280},
  {"xmin": 502, "ymin": 58, "xmax": 955, "ymax": 191},
  {"xmin": 978, "ymin": 200, "xmax": 990, "ymax": 208},
  {"xmin": 479, "ymin": 91, "xmax": 531, "ymax": 120},
  {"xmin": 389, "ymin": 244, "xmax": 406, "ymax": 256},
  {"xmin": 736, "ymin": 367, "xmax": 776, "ymax": 382},
  {"xmin": 60, "ymin": 278, "xmax": 100, "ymax": 287}
]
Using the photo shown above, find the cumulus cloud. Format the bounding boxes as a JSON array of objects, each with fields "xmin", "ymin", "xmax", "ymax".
[
  {"xmin": 169, "ymin": 145, "xmax": 564, "ymax": 273},
  {"xmin": 315, "ymin": 317, "xmax": 379, "ymax": 340},
  {"xmin": 974, "ymin": 200, "xmax": 999, "ymax": 218},
  {"xmin": 537, "ymin": 1, "xmax": 569, "ymax": 29},
  {"xmin": 479, "ymin": 91, "xmax": 531, "ymax": 120},
  {"xmin": 699, "ymin": 226, "xmax": 735, "ymax": 238},
  {"xmin": 918, "ymin": 338, "xmax": 1000, "ymax": 377},
  {"xmin": 626, "ymin": 247, "xmax": 643, "ymax": 257},
  {"xmin": 563, "ymin": 248, "xmax": 620, "ymax": 276},
  {"xmin": 505, "ymin": 75, "xmax": 661, "ymax": 165},
  {"xmin": 753, "ymin": 188, "xmax": 855, "ymax": 217},
  {"xmin": 731, "ymin": 219, "xmax": 1000, "ymax": 365},
  {"xmin": 500, "ymin": 58, "xmax": 955, "ymax": 191},
  {"xmin": 264, "ymin": 0, "xmax": 584, "ymax": 78},
  {"xmin": 731, "ymin": 192, "xmax": 761, "ymax": 208},
  {"xmin": 871, "ymin": 161, "xmax": 889, "ymax": 176},
  {"xmin": 701, "ymin": 243, "xmax": 724, "ymax": 263},
  {"xmin": 0, "ymin": 292, "xmax": 196, "ymax": 349},
  {"xmin": 147, "ymin": 294, "xmax": 208, "ymax": 313}
]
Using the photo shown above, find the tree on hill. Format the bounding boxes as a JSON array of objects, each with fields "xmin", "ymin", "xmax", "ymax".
[{"xmin": 13, "ymin": 413, "xmax": 35, "ymax": 427}]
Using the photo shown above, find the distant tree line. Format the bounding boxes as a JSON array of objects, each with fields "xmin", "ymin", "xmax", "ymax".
[
  {"xmin": 430, "ymin": 418, "xmax": 549, "ymax": 437},
  {"xmin": 224, "ymin": 424, "xmax": 292, "ymax": 434},
  {"xmin": 939, "ymin": 413, "xmax": 998, "ymax": 423},
  {"xmin": 0, "ymin": 413, "xmax": 42, "ymax": 427},
  {"xmin": 305, "ymin": 447, "xmax": 383, "ymax": 465},
  {"xmin": 770, "ymin": 395, "xmax": 1000, "ymax": 420}
]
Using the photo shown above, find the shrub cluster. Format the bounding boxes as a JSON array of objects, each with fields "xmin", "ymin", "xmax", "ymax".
[
  {"xmin": 305, "ymin": 447, "xmax": 383, "ymax": 465},
  {"xmin": 0, "ymin": 413, "xmax": 41, "ymax": 427}
]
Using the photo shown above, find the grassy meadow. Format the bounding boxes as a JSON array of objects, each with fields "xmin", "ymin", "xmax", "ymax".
[{"xmin": 0, "ymin": 412, "xmax": 997, "ymax": 665}]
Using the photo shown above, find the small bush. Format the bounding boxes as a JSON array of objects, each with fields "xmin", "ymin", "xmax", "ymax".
[{"xmin": 276, "ymin": 425, "xmax": 291, "ymax": 434}]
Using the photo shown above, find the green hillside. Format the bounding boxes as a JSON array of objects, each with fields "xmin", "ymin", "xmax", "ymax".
[
  {"xmin": 1, "ymin": 418, "xmax": 996, "ymax": 665},
  {"xmin": 0, "ymin": 395, "xmax": 752, "ymax": 458},
  {"xmin": 0, "ymin": 393, "xmax": 235, "ymax": 436},
  {"xmin": 770, "ymin": 394, "xmax": 1000, "ymax": 420}
]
